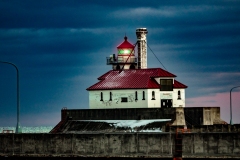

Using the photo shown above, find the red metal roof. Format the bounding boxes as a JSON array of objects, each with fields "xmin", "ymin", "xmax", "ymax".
[
  {"xmin": 87, "ymin": 68, "xmax": 187, "ymax": 90},
  {"xmin": 117, "ymin": 36, "xmax": 135, "ymax": 49},
  {"xmin": 173, "ymin": 80, "xmax": 188, "ymax": 88}
]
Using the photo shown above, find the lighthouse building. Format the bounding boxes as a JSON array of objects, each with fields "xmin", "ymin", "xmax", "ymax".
[{"xmin": 87, "ymin": 28, "xmax": 187, "ymax": 109}]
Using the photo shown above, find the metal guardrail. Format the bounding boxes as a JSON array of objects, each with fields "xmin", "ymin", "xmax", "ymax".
[{"xmin": 106, "ymin": 57, "xmax": 137, "ymax": 65}]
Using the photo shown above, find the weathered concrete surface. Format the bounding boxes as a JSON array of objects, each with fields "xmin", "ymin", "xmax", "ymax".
[
  {"xmin": 172, "ymin": 107, "xmax": 186, "ymax": 126},
  {"xmin": 0, "ymin": 132, "xmax": 239, "ymax": 158},
  {"xmin": 165, "ymin": 124, "xmax": 240, "ymax": 133}
]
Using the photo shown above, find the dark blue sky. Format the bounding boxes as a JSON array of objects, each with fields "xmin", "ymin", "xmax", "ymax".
[{"xmin": 0, "ymin": 0, "xmax": 240, "ymax": 126}]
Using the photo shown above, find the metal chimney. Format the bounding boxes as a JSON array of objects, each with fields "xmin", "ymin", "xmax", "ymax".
[{"xmin": 136, "ymin": 28, "xmax": 148, "ymax": 69}]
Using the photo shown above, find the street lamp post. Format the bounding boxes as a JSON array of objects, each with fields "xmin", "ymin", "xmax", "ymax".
[
  {"xmin": 0, "ymin": 61, "xmax": 21, "ymax": 133},
  {"xmin": 230, "ymin": 86, "xmax": 240, "ymax": 125}
]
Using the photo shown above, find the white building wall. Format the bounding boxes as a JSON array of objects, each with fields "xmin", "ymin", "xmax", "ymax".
[
  {"xmin": 172, "ymin": 89, "xmax": 185, "ymax": 107},
  {"xmin": 89, "ymin": 89, "xmax": 148, "ymax": 109},
  {"xmin": 147, "ymin": 89, "xmax": 160, "ymax": 108},
  {"xmin": 89, "ymin": 88, "xmax": 185, "ymax": 109}
]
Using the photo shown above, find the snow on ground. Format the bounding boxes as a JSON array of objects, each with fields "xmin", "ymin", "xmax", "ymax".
[{"xmin": 76, "ymin": 119, "xmax": 171, "ymax": 132}]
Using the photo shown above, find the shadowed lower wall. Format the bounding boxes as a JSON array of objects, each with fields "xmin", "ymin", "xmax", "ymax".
[{"xmin": 0, "ymin": 132, "xmax": 239, "ymax": 158}]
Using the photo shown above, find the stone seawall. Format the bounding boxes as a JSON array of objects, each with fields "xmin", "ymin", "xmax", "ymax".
[{"xmin": 0, "ymin": 132, "xmax": 239, "ymax": 158}]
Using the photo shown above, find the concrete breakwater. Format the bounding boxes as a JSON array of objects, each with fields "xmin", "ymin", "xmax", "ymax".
[{"xmin": 0, "ymin": 132, "xmax": 239, "ymax": 158}]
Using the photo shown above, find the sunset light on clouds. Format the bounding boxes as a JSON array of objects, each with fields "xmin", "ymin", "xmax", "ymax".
[{"xmin": 186, "ymin": 91, "xmax": 240, "ymax": 124}]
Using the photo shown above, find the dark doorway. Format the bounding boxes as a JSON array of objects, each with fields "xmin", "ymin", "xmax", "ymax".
[{"xmin": 161, "ymin": 99, "xmax": 172, "ymax": 108}]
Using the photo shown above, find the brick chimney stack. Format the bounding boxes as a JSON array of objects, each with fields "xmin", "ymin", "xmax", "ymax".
[{"xmin": 136, "ymin": 28, "xmax": 148, "ymax": 69}]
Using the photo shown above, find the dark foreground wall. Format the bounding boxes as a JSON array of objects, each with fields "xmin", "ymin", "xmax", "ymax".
[{"xmin": 0, "ymin": 132, "xmax": 239, "ymax": 158}]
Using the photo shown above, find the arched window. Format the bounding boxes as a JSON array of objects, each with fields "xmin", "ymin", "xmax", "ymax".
[
  {"xmin": 152, "ymin": 91, "xmax": 155, "ymax": 100},
  {"xmin": 109, "ymin": 92, "xmax": 112, "ymax": 101},
  {"xmin": 178, "ymin": 90, "xmax": 181, "ymax": 100},
  {"xmin": 142, "ymin": 91, "xmax": 145, "ymax": 100},
  {"xmin": 135, "ymin": 91, "xmax": 138, "ymax": 101},
  {"xmin": 100, "ymin": 92, "xmax": 103, "ymax": 101}
]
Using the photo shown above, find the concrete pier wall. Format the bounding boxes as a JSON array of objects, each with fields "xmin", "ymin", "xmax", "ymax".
[{"xmin": 0, "ymin": 132, "xmax": 239, "ymax": 158}]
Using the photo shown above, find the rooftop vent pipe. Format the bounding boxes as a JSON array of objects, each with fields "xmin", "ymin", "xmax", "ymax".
[{"xmin": 136, "ymin": 28, "xmax": 148, "ymax": 69}]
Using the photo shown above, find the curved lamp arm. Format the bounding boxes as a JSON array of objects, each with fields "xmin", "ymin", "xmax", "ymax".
[{"xmin": 0, "ymin": 61, "xmax": 21, "ymax": 133}]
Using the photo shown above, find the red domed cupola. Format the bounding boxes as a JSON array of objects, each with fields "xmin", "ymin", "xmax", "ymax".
[
  {"xmin": 106, "ymin": 36, "xmax": 137, "ymax": 70},
  {"xmin": 117, "ymin": 36, "xmax": 135, "ymax": 55}
]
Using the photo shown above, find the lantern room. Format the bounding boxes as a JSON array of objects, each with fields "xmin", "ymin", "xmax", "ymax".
[
  {"xmin": 117, "ymin": 36, "xmax": 135, "ymax": 55},
  {"xmin": 106, "ymin": 36, "xmax": 137, "ymax": 70}
]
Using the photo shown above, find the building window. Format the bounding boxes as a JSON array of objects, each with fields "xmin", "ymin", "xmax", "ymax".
[
  {"xmin": 160, "ymin": 79, "xmax": 173, "ymax": 91},
  {"xmin": 152, "ymin": 91, "xmax": 155, "ymax": 100},
  {"xmin": 109, "ymin": 92, "xmax": 112, "ymax": 101},
  {"xmin": 121, "ymin": 97, "xmax": 128, "ymax": 102},
  {"xmin": 142, "ymin": 91, "xmax": 145, "ymax": 100},
  {"xmin": 178, "ymin": 90, "xmax": 181, "ymax": 100},
  {"xmin": 100, "ymin": 92, "xmax": 103, "ymax": 101}
]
